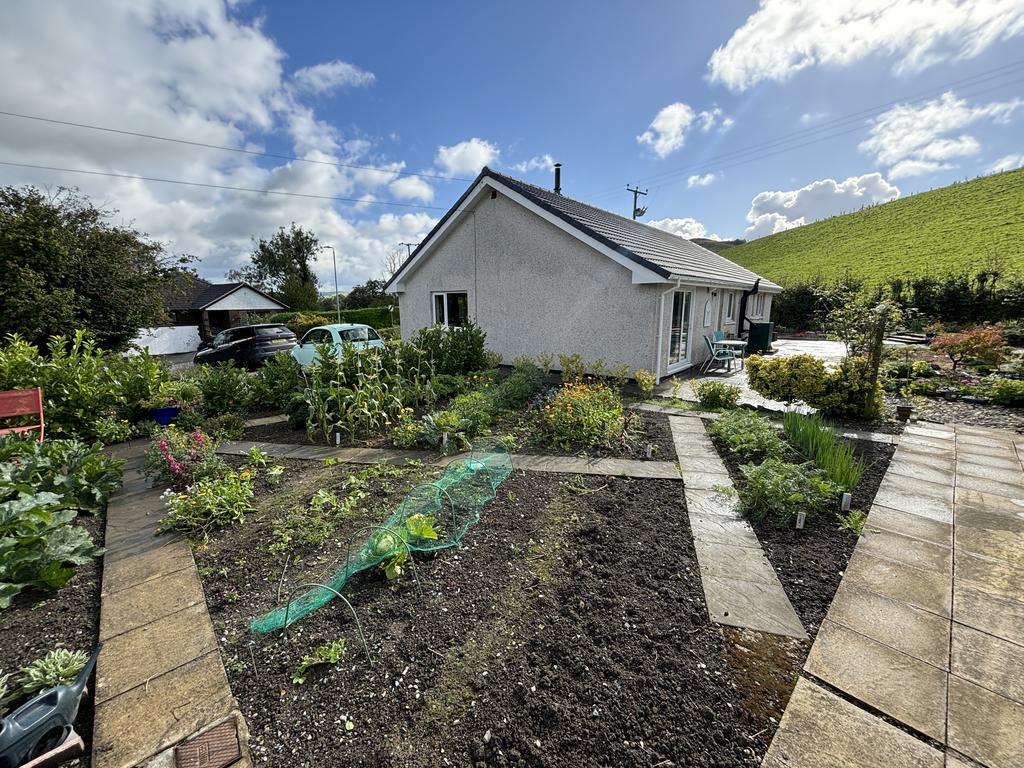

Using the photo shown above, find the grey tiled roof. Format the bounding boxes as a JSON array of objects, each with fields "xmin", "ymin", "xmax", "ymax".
[{"xmin": 486, "ymin": 169, "xmax": 781, "ymax": 291}]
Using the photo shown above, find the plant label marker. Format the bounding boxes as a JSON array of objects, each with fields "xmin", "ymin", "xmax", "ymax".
[
  {"xmin": 840, "ymin": 492, "xmax": 852, "ymax": 512},
  {"xmin": 795, "ymin": 511, "xmax": 806, "ymax": 530},
  {"xmin": 335, "ymin": 431, "xmax": 341, "ymax": 446}
]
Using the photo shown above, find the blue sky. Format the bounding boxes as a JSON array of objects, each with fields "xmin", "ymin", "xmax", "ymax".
[{"xmin": 1, "ymin": 1, "xmax": 1022, "ymax": 289}]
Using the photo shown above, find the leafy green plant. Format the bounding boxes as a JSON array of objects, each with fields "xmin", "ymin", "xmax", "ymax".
[
  {"xmin": 17, "ymin": 649, "xmax": 88, "ymax": 696},
  {"xmin": 813, "ymin": 357, "xmax": 884, "ymax": 420},
  {"xmin": 783, "ymin": 412, "xmax": 864, "ymax": 490},
  {"xmin": 409, "ymin": 322, "xmax": 487, "ymax": 375},
  {"xmin": 707, "ymin": 410, "xmax": 786, "ymax": 462},
  {"xmin": 539, "ymin": 380, "xmax": 624, "ymax": 450},
  {"xmin": 161, "ymin": 470, "xmax": 254, "ymax": 541},
  {"xmin": 557, "ymin": 353, "xmax": 587, "ymax": 382},
  {"xmin": 491, "ymin": 362, "xmax": 544, "ymax": 410},
  {"xmin": 251, "ymin": 353, "xmax": 302, "ymax": 411},
  {"xmin": 191, "ymin": 363, "xmax": 253, "ymax": 416},
  {"xmin": 0, "ymin": 437, "xmax": 123, "ymax": 513},
  {"xmin": 693, "ymin": 380, "xmax": 741, "ymax": 409},
  {"xmin": 265, "ymin": 464, "xmax": 284, "ymax": 485},
  {"xmin": 201, "ymin": 413, "xmax": 246, "ymax": 441},
  {"xmin": 405, "ymin": 513, "xmax": 440, "ymax": 542},
  {"xmin": 980, "ymin": 376, "xmax": 1024, "ymax": 405},
  {"xmin": 634, "ymin": 369, "xmax": 656, "ymax": 399},
  {"xmin": 246, "ymin": 446, "xmax": 269, "ymax": 468},
  {"xmin": 839, "ymin": 509, "xmax": 868, "ymax": 535},
  {"xmin": 746, "ymin": 354, "xmax": 827, "ymax": 405},
  {"xmin": 737, "ymin": 459, "xmax": 840, "ymax": 524},
  {"xmin": 292, "ymin": 639, "xmax": 346, "ymax": 684}
]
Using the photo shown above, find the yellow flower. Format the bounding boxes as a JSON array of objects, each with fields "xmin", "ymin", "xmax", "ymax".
[
  {"xmin": 240, "ymin": 470, "xmax": 251, "ymax": 479},
  {"xmin": 177, "ymin": 494, "xmax": 187, "ymax": 499},
  {"xmin": 168, "ymin": 423, "xmax": 177, "ymax": 429}
]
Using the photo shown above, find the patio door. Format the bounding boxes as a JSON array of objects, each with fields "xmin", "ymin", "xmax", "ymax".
[{"xmin": 667, "ymin": 289, "xmax": 693, "ymax": 371}]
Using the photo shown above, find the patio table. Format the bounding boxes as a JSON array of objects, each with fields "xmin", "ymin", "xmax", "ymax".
[{"xmin": 713, "ymin": 339, "xmax": 747, "ymax": 369}]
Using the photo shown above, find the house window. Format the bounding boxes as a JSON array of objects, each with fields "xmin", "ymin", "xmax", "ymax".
[
  {"xmin": 432, "ymin": 291, "xmax": 469, "ymax": 327},
  {"xmin": 751, "ymin": 294, "xmax": 767, "ymax": 318},
  {"xmin": 724, "ymin": 292, "xmax": 735, "ymax": 322}
]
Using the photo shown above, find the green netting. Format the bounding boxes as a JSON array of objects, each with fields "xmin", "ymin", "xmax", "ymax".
[{"xmin": 250, "ymin": 439, "xmax": 513, "ymax": 634}]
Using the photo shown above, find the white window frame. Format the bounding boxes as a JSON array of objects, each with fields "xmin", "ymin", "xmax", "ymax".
[
  {"xmin": 751, "ymin": 294, "xmax": 767, "ymax": 318},
  {"xmin": 431, "ymin": 291, "xmax": 469, "ymax": 327},
  {"xmin": 724, "ymin": 292, "xmax": 735, "ymax": 322}
]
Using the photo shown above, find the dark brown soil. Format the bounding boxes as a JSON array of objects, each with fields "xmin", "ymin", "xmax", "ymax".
[
  {"xmin": 196, "ymin": 468, "xmax": 794, "ymax": 767},
  {"xmin": 706, "ymin": 428, "xmax": 893, "ymax": 638},
  {"xmin": 0, "ymin": 515, "xmax": 104, "ymax": 768}
]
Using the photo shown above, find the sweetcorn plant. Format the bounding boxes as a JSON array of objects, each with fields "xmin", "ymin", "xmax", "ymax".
[{"xmin": 540, "ymin": 380, "xmax": 624, "ymax": 449}]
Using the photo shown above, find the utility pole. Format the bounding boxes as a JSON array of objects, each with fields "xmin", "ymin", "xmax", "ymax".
[
  {"xmin": 627, "ymin": 185, "xmax": 648, "ymax": 220},
  {"xmin": 321, "ymin": 245, "xmax": 341, "ymax": 323},
  {"xmin": 399, "ymin": 242, "xmax": 419, "ymax": 257}
]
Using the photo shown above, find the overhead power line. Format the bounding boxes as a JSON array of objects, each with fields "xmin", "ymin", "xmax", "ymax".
[
  {"xmin": 0, "ymin": 109, "xmax": 472, "ymax": 183},
  {"xmin": 0, "ymin": 160, "xmax": 451, "ymax": 211}
]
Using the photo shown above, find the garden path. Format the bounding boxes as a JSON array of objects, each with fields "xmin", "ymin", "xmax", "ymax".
[
  {"xmin": 216, "ymin": 440, "xmax": 684, "ymax": 480},
  {"xmin": 763, "ymin": 423, "xmax": 1024, "ymax": 768},
  {"xmin": 667, "ymin": 415, "xmax": 807, "ymax": 639},
  {"xmin": 93, "ymin": 442, "xmax": 250, "ymax": 768}
]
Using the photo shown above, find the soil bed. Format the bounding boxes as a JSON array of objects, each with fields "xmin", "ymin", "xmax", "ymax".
[
  {"xmin": 704, "ymin": 427, "xmax": 894, "ymax": 638},
  {"xmin": 0, "ymin": 514, "xmax": 104, "ymax": 768},
  {"xmin": 197, "ymin": 465, "xmax": 794, "ymax": 767}
]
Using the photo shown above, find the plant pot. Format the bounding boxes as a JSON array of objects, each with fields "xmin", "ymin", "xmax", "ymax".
[
  {"xmin": 895, "ymin": 404, "xmax": 913, "ymax": 421},
  {"xmin": 149, "ymin": 405, "xmax": 181, "ymax": 425}
]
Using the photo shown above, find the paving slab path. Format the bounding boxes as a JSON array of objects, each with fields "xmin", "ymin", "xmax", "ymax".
[
  {"xmin": 763, "ymin": 422, "xmax": 1024, "ymax": 768},
  {"xmin": 94, "ymin": 443, "xmax": 249, "ymax": 768},
  {"xmin": 668, "ymin": 415, "xmax": 806, "ymax": 639},
  {"xmin": 217, "ymin": 440, "xmax": 684, "ymax": 480}
]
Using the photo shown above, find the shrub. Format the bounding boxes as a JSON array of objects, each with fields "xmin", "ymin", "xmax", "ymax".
[
  {"xmin": 251, "ymin": 353, "xmax": 302, "ymax": 411},
  {"xmin": 814, "ymin": 357, "xmax": 884, "ymax": 420},
  {"xmin": 912, "ymin": 360, "xmax": 936, "ymax": 378},
  {"xmin": 161, "ymin": 470, "xmax": 254, "ymax": 541},
  {"xmin": 708, "ymin": 410, "xmax": 786, "ymax": 462},
  {"xmin": 143, "ymin": 427, "xmax": 224, "ymax": 487},
  {"xmin": 693, "ymin": 380, "xmax": 741, "ymax": 409},
  {"xmin": 746, "ymin": 354, "xmax": 827, "ymax": 405},
  {"xmin": 540, "ymin": 380, "xmax": 624, "ymax": 449},
  {"xmin": 737, "ymin": 459, "xmax": 840, "ymax": 524},
  {"xmin": 448, "ymin": 391, "xmax": 493, "ymax": 435},
  {"xmin": 491, "ymin": 362, "xmax": 544, "ymax": 410},
  {"xmin": 634, "ymin": 369, "xmax": 657, "ymax": 399},
  {"xmin": 192, "ymin": 363, "xmax": 252, "ymax": 416},
  {"xmin": 557, "ymin": 353, "xmax": 587, "ymax": 382},
  {"xmin": 410, "ymin": 322, "xmax": 487, "ymax": 375},
  {"xmin": 431, "ymin": 374, "xmax": 472, "ymax": 401},
  {"xmin": 782, "ymin": 412, "xmax": 864, "ymax": 490},
  {"xmin": 202, "ymin": 413, "xmax": 246, "ymax": 441},
  {"xmin": 931, "ymin": 326, "xmax": 1007, "ymax": 371},
  {"xmin": 109, "ymin": 350, "xmax": 171, "ymax": 422},
  {"xmin": 984, "ymin": 376, "xmax": 1024, "ymax": 406}
]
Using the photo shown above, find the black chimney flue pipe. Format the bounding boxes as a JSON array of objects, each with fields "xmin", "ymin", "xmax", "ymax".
[{"xmin": 554, "ymin": 163, "xmax": 562, "ymax": 194}]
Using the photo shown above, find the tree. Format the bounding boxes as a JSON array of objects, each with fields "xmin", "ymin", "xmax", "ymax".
[
  {"xmin": 228, "ymin": 223, "xmax": 320, "ymax": 310},
  {"xmin": 343, "ymin": 278, "xmax": 389, "ymax": 309},
  {"xmin": 383, "ymin": 245, "xmax": 404, "ymax": 277},
  {"xmin": 931, "ymin": 326, "xmax": 1006, "ymax": 371},
  {"xmin": 0, "ymin": 186, "xmax": 183, "ymax": 350}
]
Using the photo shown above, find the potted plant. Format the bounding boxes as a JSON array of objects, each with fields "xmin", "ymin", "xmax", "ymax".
[
  {"xmin": 142, "ymin": 380, "xmax": 201, "ymax": 425},
  {"xmin": 895, "ymin": 400, "xmax": 913, "ymax": 421}
]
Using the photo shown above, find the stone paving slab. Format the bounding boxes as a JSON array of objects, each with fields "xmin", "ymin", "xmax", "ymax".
[
  {"xmin": 701, "ymin": 575, "xmax": 807, "ymax": 638},
  {"xmin": 99, "ymin": 563, "xmax": 205, "ymax": 641},
  {"xmin": 955, "ymin": 549, "xmax": 1024, "ymax": 604},
  {"xmin": 954, "ymin": 472, "xmax": 1024, "ymax": 500},
  {"xmin": 101, "ymin": 540, "xmax": 195, "ymax": 595},
  {"xmin": 842, "ymin": 548, "xmax": 952, "ymax": 618},
  {"xmin": 955, "ymin": 457, "xmax": 1024, "ymax": 481},
  {"xmin": 951, "ymin": 622, "xmax": 1024, "ymax": 706},
  {"xmin": 866, "ymin": 504, "xmax": 953, "ymax": 548},
  {"xmin": 684, "ymin": 488, "xmax": 742, "ymax": 519},
  {"xmin": 872, "ymin": 486, "xmax": 954, "ymax": 522},
  {"xmin": 875, "ymin": 473, "xmax": 955, "ymax": 502},
  {"xmin": 692, "ymin": 540, "xmax": 781, "ymax": 584},
  {"xmin": 955, "ymin": 487, "xmax": 1024, "ymax": 516},
  {"xmin": 824, "ymin": 584, "xmax": 950, "ymax": 668},
  {"xmin": 857, "ymin": 527, "xmax": 952, "ymax": 572},
  {"xmin": 762, "ymin": 678, "xmax": 944, "ymax": 768},
  {"xmin": 947, "ymin": 675, "xmax": 1024, "ymax": 768},
  {"xmin": 688, "ymin": 512, "xmax": 764, "ymax": 548},
  {"xmin": 956, "ymin": 525, "xmax": 1024, "ymax": 566},
  {"xmin": 805, "ymin": 620, "xmax": 947, "ymax": 740},
  {"xmin": 885, "ymin": 460, "xmax": 957, "ymax": 486},
  {"xmin": 679, "ymin": 470, "xmax": 733, "ymax": 490},
  {"xmin": 957, "ymin": 590, "xmax": 1024, "ymax": 656}
]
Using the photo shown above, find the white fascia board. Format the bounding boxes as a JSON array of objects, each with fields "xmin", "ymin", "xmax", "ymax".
[{"xmin": 387, "ymin": 178, "xmax": 669, "ymax": 292}]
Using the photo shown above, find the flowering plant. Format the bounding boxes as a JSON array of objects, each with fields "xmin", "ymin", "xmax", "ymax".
[
  {"xmin": 143, "ymin": 426, "xmax": 224, "ymax": 487},
  {"xmin": 539, "ymin": 380, "xmax": 624, "ymax": 449},
  {"xmin": 161, "ymin": 470, "xmax": 254, "ymax": 541}
]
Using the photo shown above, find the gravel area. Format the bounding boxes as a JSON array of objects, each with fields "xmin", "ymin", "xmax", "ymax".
[{"xmin": 884, "ymin": 395, "xmax": 1024, "ymax": 432}]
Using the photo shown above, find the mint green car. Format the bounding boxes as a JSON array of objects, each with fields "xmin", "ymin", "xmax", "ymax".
[{"xmin": 289, "ymin": 323, "xmax": 385, "ymax": 368}]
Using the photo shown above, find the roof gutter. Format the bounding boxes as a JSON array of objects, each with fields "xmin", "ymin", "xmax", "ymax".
[{"xmin": 738, "ymin": 278, "xmax": 761, "ymax": 337}]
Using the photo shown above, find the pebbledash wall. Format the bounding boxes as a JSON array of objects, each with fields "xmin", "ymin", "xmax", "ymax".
[{"xmin": 396, "ymin": 191, "xmax": 773, "ymax": 378}]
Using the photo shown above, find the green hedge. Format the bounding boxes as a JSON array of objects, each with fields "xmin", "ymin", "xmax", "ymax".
[{"xmin": 266, "ymin": 306, "xmax": 397, "ymax": 335}]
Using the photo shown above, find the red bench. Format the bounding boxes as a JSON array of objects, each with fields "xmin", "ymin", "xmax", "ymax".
[{"xmin": 0, "ymin": 387, "xmax": 45, "ymax": 442}]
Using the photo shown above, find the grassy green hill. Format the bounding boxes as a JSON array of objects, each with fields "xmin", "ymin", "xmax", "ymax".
[{"xmin": 722, "ymin": 167, "xmax": 1024, "ymax": 286}]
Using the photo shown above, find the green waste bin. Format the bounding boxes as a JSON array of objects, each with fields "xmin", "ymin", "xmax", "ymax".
[{"xmin": 746, "ymin": 322, "xmax": 774, "ymax": 354}]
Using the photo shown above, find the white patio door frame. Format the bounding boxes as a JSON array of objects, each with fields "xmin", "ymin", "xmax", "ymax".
[{"xmin": 665, "ymin": 288, "xmax": 695, "ymax": 374}]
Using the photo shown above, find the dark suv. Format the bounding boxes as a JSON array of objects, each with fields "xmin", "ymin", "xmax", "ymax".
[{"xmin": 193, "ymin": 324, "xmax": 297, "ymax": 369}]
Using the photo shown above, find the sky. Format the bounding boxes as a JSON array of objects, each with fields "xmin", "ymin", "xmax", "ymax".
[{"xmin": 1, "ymin": 0, "xmax": 1023, "ymax": 292}]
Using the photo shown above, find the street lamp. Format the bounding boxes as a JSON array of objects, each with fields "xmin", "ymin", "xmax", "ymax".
[{"xmin": 321, "ymin": 245, "xmax": 341, "ymax": 323}]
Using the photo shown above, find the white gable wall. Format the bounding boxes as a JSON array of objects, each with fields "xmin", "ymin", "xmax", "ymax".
[{"xmin": 205, "ymin": 286, "xmax": 283, "ymax": 311}]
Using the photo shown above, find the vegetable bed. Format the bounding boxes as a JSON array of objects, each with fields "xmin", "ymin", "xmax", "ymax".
[{"xmin": 196, "ymin": 465, "xmax": 800, "ymax": 767}]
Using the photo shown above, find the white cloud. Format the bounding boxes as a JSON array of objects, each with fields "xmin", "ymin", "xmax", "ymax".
[
  {"xmin": 744, "ymin": 173, "xmax": 900, "ymax": 238},
  {"xmin": 512, "ymin": 154, "xmax": 556, "ymax": 173},
  {"xmin": 435, "ymin": 138, "xmax": 499, "ymax": 176},
  {"xmin": 687, "ymin": 173, "xmax": 717, "ymax": 188},
  {"xmin": 0, "ymin": 1, "xmax": 435, "ymax": 289},
  {"xmin": 388, "ymin": 175, "xmax": 434, "ymax": 203},
  {"xmin": 859, "ymin": 91, "xmax": 1023, "ymax": 178},
  {"xmin": 989, "ymin": 153, "xmax": 1024, "ymax": 173},
  {"xmin": 647, "ymin": 217, "xmax": 721, "ymax": 241},
  {"xmin": 800, "ymin": 111, "xmax": 829, "ymax": 125},
  {"xmin": 709, "ymin": 0, "xmax": 1024, "ymax": 92},
  {"xmin": 637, "ymin": 103, "xmax": 732, "ymax": 158},
  {"xmin": 292, "ymin": 59, "xmax": 375, "ymax": 94}
]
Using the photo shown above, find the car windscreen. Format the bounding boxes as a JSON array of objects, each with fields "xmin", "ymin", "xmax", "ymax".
[
  {"xmin": 256, "ymin": 325, "xmax": 294, "ymax": 338},
  {"xmin": 339, "ymin": 327, "xmax": 379, "ymax": 342}
]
